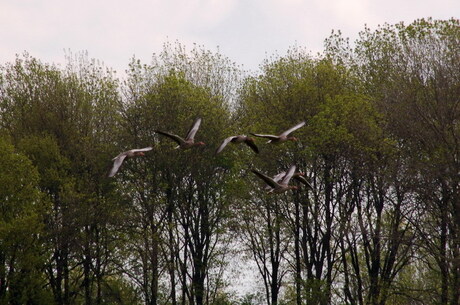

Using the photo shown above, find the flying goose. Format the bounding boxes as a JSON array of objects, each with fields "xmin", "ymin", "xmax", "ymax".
[
  {"xmin": 155, "ymin": 118, "xmax": 205, "ymax": 149},
  {"xmin": 108, "ymin": 147, "xmax": 153, "ymax": 177},
  {"xmin": 252, "ymin": 165, "xmax": 299, "ymax": 193},
  {"xmin": 216, "ymin": 135, "xmax": 259, "ymax": 154},
  {"xmin": 265, "ymin": 170, "xmax": 313, "ymax": 190},
  {"xmin": 250, "ymin": 121, "xmax": 306, "ymax": 144}
]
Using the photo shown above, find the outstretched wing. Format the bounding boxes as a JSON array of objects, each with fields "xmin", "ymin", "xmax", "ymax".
[
  {"xmin": 249, "ymin": 133, "xmax": 279, "ymax": 141},
  {"xmin": 272, "ymin": 171, "xmax": 287, "ymax": 183},
  {"xmin": 216, "ymin": 136, "xmax": 237, "ymax": 154},
  {"xmin": 108, "ymin": 154, "xmax": 127, "ymax": 177},
  {"xmin": 155, "ymin": 130, "xmax": 185, "ymax": 145},
  {"xmin": 293, "ymin": 175, "xmax": 313, "ymax": 188},
  {"xmin": 130, "ymin": 147, "xmax": 153, "ymax": 153},
  {"xmin": 280, "ymin": 121, "xmax": 306, "ymax": 137},
  {"xmin": 186, "ymin": 118, "xmax": 202, "ymax": 141},
  {"xmin": 280, "ymin": 165, "xmax": 296, "ymax": 185},
  {"xmin": 265, "ymin": 171, "xmax": 286, "ymax": 190},
  {"xmin": 252, "ymin": 169, "xmax": 279, "ymax": 189},
  {"xmin": 245, "ymin": 139, "xmax": 259, "ymax": 153}
]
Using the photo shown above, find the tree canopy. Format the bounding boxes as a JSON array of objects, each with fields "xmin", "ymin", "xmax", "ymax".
[{"xmin": 0, "ymin": 18, "xmax": 459, "ymax": 305}]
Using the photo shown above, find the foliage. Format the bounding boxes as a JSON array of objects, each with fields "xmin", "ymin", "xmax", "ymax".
[
  {"xmin": 0, "ymin": 18, "xmax": 459, "ymax": 305},
  {"xmin": 0, "ymin": 136, "xmax": 53, "ymax": 304}
]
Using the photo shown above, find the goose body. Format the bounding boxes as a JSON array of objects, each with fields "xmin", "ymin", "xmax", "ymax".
[{"xmin": 108, "ymin": 147, "xmax": 153, "ymax": 177}]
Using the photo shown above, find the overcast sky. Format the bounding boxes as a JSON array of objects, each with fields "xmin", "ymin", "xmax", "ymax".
[{"xmin": 1, "ymin": 0, "xmax": 458, "ymax": 75}]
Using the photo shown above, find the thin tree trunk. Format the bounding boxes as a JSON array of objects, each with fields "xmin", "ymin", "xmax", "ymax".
[
  {"xmin": 83, "ymin": 226, "xmax": 92, "ymax": 305},
  {"xmin": 440, "ymin": 203, "xmax": 449, "ymax": 305},
  {"xmin": 294, "ymin": 196, "xmax": 302, "ymax": 305},
  {"xmin": 323, "ymin": 155, "xmax": 333, "ymax": 305},
  {"xmin": 166, "ymin": 186, "xmax": 177, "ymax": 305}
]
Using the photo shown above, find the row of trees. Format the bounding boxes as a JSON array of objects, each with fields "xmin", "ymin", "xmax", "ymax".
[{"xmin": 0, "ymin": 18, "xmax": 459, "ymax": 305}]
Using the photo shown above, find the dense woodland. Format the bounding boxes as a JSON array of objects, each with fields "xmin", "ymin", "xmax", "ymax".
[{"xmin": 0, "ymin": 18, "xmax": 459, "ymax": 305}]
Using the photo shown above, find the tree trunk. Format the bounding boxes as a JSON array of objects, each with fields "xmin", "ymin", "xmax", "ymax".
[
  {"xmin": 166, "ymin": 186, "xmax": 177, "ymax": 305},
  {"xmin": 149, "ymin": 223, "xmax": 159, "ymax": 305},
  {"xmin": 83, "ymin": 226, "xmax": 92, "ymax": 305},
  {"xmin": 322, "ymin": 155, "xmax": 333, "ymax": 305},
  {"xmin": 440, "ymin": 202, "xmax": 449, "ymax": 305},
  {"xmin": 294, "ymin": 196, "xmax": 302, "ymax": 305}
]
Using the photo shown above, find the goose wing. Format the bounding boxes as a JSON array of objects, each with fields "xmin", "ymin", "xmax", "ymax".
[
  {"xmin": 185, "ymin": 118, "xmax": 202, "ymax": 141},
  {"xmin": 293, "ymin": 175, "xmax": 313, "ymax": 188},
  {"xmin": 244, "ymin": 138, "xmax": 259, "ymax": 153},
  {"xmin": 108, "ymin": 154, "xmax": 128, "ymax": 177},
  {"xmin": 264, "ymin": 171, "xmax": 286, "ymax": 190},
  {"xmin": 249, "ymin": 132, "xmax": 279, "ymax": 141},
  {"xmin": 216, "ymin": 136, "xmax": 237, "ymax": 154},
  {"xmin": 130, "ymin": 147, "xmax": 153, "ymax": 153},
  {"xmin": 280, "ymin": 165, "xmax": 296, "ymax": 185},
  {"xmin": 155, "ymin": 130, "xmax": 185, "ymax": 145},
  {"xmin": 252, "ymin": 169, "xmax": 280, "ymax": 189},
  {"xmin": 272, "ymin": 171, "xmax": 287, "ymax": 183},
  {"xmin": 280, "ymin": 121, "xmax": 306, "ymax": 136}
]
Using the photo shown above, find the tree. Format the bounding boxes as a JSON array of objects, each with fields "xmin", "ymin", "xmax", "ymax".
[
  {"xmin": 119, "ymin": 43, "xmax": 241, "ymax": 305},
  {"xmin": 355, "ymin": 18, "xmax": 460, "ymax": 305},
  {"xmin": 326, "ymin": 17, "xmax": 460, "ymax": 305},
  {"xmin": 0, "ymin": 53, "xmax": 124, "ymax": 305},
  {"xmin": 237, "ymin": 49, "xmax": 369, "ymax": 305},
  {"xmin": 0, "ymin": 136, "xmax": 52, "ymax": 304}
]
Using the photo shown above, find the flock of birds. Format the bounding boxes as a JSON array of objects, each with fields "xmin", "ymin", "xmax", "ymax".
[{"xmin": 108, "ymin": 118, "xmax": 311, "ymax": 194}]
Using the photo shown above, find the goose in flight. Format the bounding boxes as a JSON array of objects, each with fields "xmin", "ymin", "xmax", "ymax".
[
  {"xmin": 265, "ymin": 170, "xmax": 313, "ymax": 190},
  {"xmin": 252, "ymin": 165, "xmax": 299, "ymax": 193},
  {"xmin": 216, "ymin": 135, "xmax": 259, "ymax": 154},
  {"xmin": 108, "ymin": 147, "xmax": 153, "ymax": 177},
  {"xmin": 250, "ymin": 121, "xmax": 306, "ymax": 144},
  {"xmin": 155, "ymin": 118, "xmax": 205, "ymax": 149}
]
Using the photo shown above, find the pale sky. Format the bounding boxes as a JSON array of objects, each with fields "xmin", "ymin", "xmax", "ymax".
[{"xmin": 1, "ymin": 0, "xmax": 458, "ymax": 75}]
